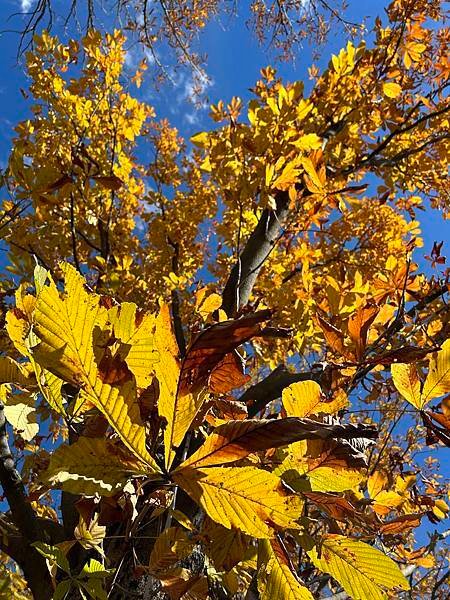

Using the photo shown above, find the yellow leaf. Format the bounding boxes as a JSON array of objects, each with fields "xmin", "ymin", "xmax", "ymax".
[
  {"xmin": 308, "ymin": 535, "xmax": 409, "ymax": 600},
  {"xmin": 0, "ymin": 356, "xmax": 33, "ymax": 387},
  {"xmin": 391, "ymin": 363, "xmax": 422, "ymax": 408},
  {"xmin": 32, "ymin": 263, "xmax": 159, "ymax": 471},
  {"xmin": 3, "ymin": 395, "xmax": 39, "ymax": 441},
  {"xmin": 41, "ymin": 436, "xmax": 148, "ymax": 496},
  {"xmin": 190, "ymin": 131, "xmax": 209, "ymax": 148},
  {"xmin": 421, "ymin": 339, "xmax": 450, "ymax": 404},
  {"xmin": 197, "ymin": 293, "xmax": 222, "ymax": 319},
  {"xmin": 173, "ymin": 466, "xmax": 303, "ymax": 538},
  {"xmin": 258, "ymin": 539, "xmax": 314, "ymax": 600},
  {"xmin": 74, "ymin": 513, "xmax": 106, "ymax": 555},
  {"xmin": 282, "ymin": 381, "xmax": 346, "ymax": 417},
  {"xmin": 107, "ymin": 302, "xmax": 159, "ymax": 388},
  {"xmin": 382, "ymin": 82, "xmax": 402, "ymax": 98},
  {"xmin": 154, "ymin": 304, "xmax": 205, "ymax": 469},
  {"xmin": 148, "ymin": 527, "xmax": 195, "ymax": 575}
]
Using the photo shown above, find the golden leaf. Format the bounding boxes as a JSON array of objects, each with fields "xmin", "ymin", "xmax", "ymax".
[
  {"xmin": 41, "ymin": 436, "xmax": 148, "ymax": 496},
  {"xmin": 421, "ymin": 339, "xmax": 450, "ymax": 405},
  {"xmin": 391, "ymin": 363, "xmax": 422, "ymax": 408},
  {"xmin": 173, "ymin": 466, "xmax": 303, "ymax": 538},
  {"xmin": 32, "ymin": 263, "xmax": 160, "ymax": 471},
  {"xmin": 308, "ymin": 535, "xmax": 409, "ymax": 599},
  {"xmin": 258, "ymin": 538, "xmax": 313, "ymax": 600}
]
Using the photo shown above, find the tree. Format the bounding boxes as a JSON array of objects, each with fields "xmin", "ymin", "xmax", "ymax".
[{"xmin": 0, "ymin": 0, "xmax": 449, "ymax": 598}]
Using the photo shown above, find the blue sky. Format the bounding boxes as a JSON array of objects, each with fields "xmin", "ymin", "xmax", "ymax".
[{"xmin": 0, "ymin": 0, "xmax": 448, "ymax": 549}]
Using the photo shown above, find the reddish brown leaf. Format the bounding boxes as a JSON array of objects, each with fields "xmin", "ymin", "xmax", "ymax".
[
  {"xmin": 348, "ymin": 303, "xmax": 379, "ymax": 361},
  {"xmin": 209, "ymin": 350, "xmax": 250, "ymax": 393},
  {"xmin": 177, "ymin": 418, "xmax": 377, "ymax": 470},
  {"xmin": 302, "ymin": 491, "xmax": 358, "ymax": 521},
  {"xmin": 97, "ymin": 349, "xmax": 133, "ymax": 385},
  {"xmin": 421, "ymin": 410, "xmax": 450, "ymax": 448},
  {"xmin": 379, "ymin": 513, "xmax": 424, "ymax": 535},
  {"xmin": 180, "ymin": 310, "xmax": 272, "ymax": 394},
  {"xmin": 92, "ymin": 175, "xmax": 124, "ymax": 191},
  {"xmin": 316, "ymin": 314, "xmax": 353, "ymax": 360},
  {"xmin": 366, "ymin": 345, "xmax": 440, "ymax": 366},
  {"xmin": 43, "ymin": 174, "xmax": 73, "ymax": 193}
]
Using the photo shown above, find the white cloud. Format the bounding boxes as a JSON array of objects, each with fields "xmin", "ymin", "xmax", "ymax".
[{"xmin": 20, "ymin": 0, "xmax": 35, "ymax": 12}]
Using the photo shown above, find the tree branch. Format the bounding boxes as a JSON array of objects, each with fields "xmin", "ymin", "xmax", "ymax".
[
  {"xmin": 0, "ymin": 402, "xmax": 53, "ymax": 600},
  {"xmin": 222, "ymin": 190, "xmax": 290, "ymax": 316},
  {"xmin": 240, "ymin": 364, "xmax": 321, "ymax": 418}
]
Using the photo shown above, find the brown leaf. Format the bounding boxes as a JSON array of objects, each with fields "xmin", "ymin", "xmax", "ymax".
[
  {"xmin": 316, "ymin": 314, "xmax": 353, "ymax": 360},
  {"xmin": 366, "ymin": 345, "xmax": 439, "ymax": 366},
  {"xmin": 421, "ymin": 410, "xmax": 450, "ymax": 448},
  {"xmin": 97, "ymin": 348, "xmax": 133, "ymax": 385},
  {"xmin": 302, "ymin": 491, "xmax": 359, "ymax": 521},
  {"xmin": 348, "ymin": 303, "xmax": 379, "ymax": 361},
  {"xmin": 379, "ymin": 513, "xmax": 423, "ymax": 535},
  {"xmin": 92, "ymin": 175, "xmax": 124, "ymax": 191},
  {"xmin": 177, "ymin": 418, "xmax": 377, "ymax": 470},
  {"xmin": 180, "ymin": 310, "xmax": 272, "ymax": 394},
  {"xmin": 209, "ymin": 350, "xmax": 250, "ymax": 393},
  {"xmin": 43, "ymin": 174, "xmax": 73, "ymax": 193}
]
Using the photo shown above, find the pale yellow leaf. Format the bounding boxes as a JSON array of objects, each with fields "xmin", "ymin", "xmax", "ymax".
[
  {"xmin": 173, "ymin": 466, "xmax": 303, "ymax": 538},
  {"xmin": 4, "ymin": 396, "xmax": 38, "ymax": 441}
]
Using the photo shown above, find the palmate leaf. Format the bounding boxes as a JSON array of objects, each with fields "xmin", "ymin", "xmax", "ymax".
[
  {"xmin": 258, "ymin": 539, "xmax": 313, "ymax": 600},
  {"xmin": 308, "ymin": 535, "xmax": 409, "ymax": 600},
  {"xmin": 172, "ymin": 466, "xmax": 303, "ymax": 538},
  {"xmin": 32, "ymin": 263, "xmax": 160, "ymax": 472},
  {"xmin": 41, "ymin": 436, "xmax": 149, "ymax": 496},
  {"xmin": 154, "ymin": 304, "xmax": 205, "ymax": 470}
]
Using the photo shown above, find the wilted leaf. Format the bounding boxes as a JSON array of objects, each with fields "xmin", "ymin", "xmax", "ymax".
[
  {"xmin": 173, "ymin": 466, "xmax": 303, "ymax": 538},
  {"xmin": 379, "ymin": 513, "xmax": 423, "ymax": 535},
  {"xmin": 92, "ymin": 175, "xmax": 124, "ymax": 190},
  {"xmin": 348, "ymin": 304, "xmax": 379, "ymax": 360},
  {"xmin": 180, "ymin": 310, "xmax": 272, "ymax": 394},
  {"xmin": 302, "ymin": 491, "xmax": 359, "ymax": 521},
  {"xmin": 177, "ymin": 418, "xmax": 375, "ymax": 471}
]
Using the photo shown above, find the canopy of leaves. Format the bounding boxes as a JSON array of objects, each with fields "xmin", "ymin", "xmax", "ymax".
[{"xmin": 0, "ymin": 1, "xmax": 449, "ymax": 599}]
